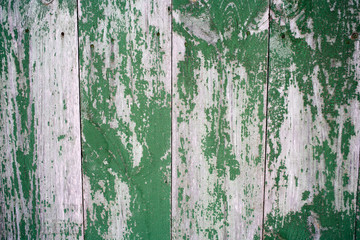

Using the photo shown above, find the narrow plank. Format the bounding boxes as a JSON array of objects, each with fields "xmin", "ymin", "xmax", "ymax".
[
  {"xmin": 357, "ymin": 170, "xmax": 360, "ymax": 239},
  {"xmin": 0, "ymin": 0, "xmax": 83, "ymax": 239},
  {"xmin": 171, "ymin": 1, "xmax": 269, "ymax": 239},
  {"xmin": 264, "ymin": 0, "xmax": 360, "ymax": 239},
  {"xmin": 78, "ymin": 0, "xmax": 171, "ymax": 238}
]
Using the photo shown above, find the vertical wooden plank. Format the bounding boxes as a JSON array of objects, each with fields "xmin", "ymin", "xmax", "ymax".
[
  {"xmin": 0, "ymin": 0, "xmax": 83, "ymax": 239},
  {"xmin": 357, "ymin": 168, "xmax": 360, "ymax": 239},
  {"xmin": 264, "ymin": 0, "xmax": 360, "ymax": 239},
  {"xmin": 171, "ymin": 1, "xmax": 269, "ymax": 239},
  {"xmin": 78, "ymin": 0, "xmax": 171, "ymax": 238}
]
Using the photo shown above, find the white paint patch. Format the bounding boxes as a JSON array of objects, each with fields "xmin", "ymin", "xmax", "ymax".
[
  {"xmin": 1, "ymin": 0, "xmax": 83, "ymax": 238},
  {"xmin": 271, "ymin": 34, "xmax": 293, "ymax": 60},
  {"xmin": 172, "ymin": 44, "xmax": 265, "ymax": 238},
  {"xmin": 266, "ymin": 46, "xmax": 360, "ymax": 218},
  {"xmin": 32, "ymin": 3, "xmax": 83, "ymax": 236},
  {"xmin": 102, "ymin": 174, "xmax": 132, "ymax": 239},
  {"xmin": 326, "ymin": 35, "xmax": 336, "ymax": 44},
  {"xmin": 172, "ymin": 32, "xmax": 186, "ymax": 77},
  {"xmin": 347, "ymin": 39, "xmax": 360, "ymax": 210},
  {"xmin": 248, "ymin": 7, "xmax": 269, "ymax": 35},
  {"xmin": 172, "ymin": 51, "xmax": 224, "ymax": 238},
  {"xmin": 173, "ymin": 10, "xmax": 219, "ymax": 45},
  {"xmin": 224, "ymin": 60, "xmax": 265, "ymax": 239},
  {"xmin": 265, "ymin": 67, "xmax": 330, "ymax": 217},
  {"xmin": 289, "ymin": 11, "xmax": 315, "ymax": 50}
]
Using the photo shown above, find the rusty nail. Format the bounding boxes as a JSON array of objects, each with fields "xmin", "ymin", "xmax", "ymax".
[{"xmin": 351, "ymin": 32, "xmax": 358, "ymax": 40}]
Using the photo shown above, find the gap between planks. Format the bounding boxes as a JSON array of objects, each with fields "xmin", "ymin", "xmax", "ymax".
[
  {"xmin": 75, "ymin": 0, "xmax": 86, "ymax": 238},
  {"xmin": 261, "ymin": 1, "xmax": 272, "ymax": 239}
]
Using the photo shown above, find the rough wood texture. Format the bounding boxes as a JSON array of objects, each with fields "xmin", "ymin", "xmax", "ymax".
[
  {"xmin": 2, "ymin": 0, "xmax": 360, "ymax": 239},
  {"xmin": 78, "ymin": 0, "xmax": 171, "ymax": 238},
  {"xmin": 171, "ymin": 1, "xmax": 269, "ymax": 239},
  {"xmin": 0, "ymin": 0, "xmax": 83, "ymax": 239},
  {"xmin": 264, "ymin": 0, "xmax": 360, "ymax": 239}
]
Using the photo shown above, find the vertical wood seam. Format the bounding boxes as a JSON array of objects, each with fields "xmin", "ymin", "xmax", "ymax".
[
  {"xmin": 261, "ymin": 1, "xmax": 271, "ymax": 239},
  {"xmin": 75, "ymin": 0, "xmax": 86, "ymax": 239},
  {"xmin": 170, "ymin": 0, "xmax": 173, "ymax": 239}
]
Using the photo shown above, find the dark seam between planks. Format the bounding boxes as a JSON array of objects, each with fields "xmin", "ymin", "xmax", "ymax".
[
  {"xmin": 76, "ymin": 0, "xmax": 86, "ymax": 238},
  {"xmin": 170, "ymin": 1, "xmax": 173, "ymax": 239},
  {"xmin": 261, "ymin": 1, "xmax": 271, "ymax": 239}
]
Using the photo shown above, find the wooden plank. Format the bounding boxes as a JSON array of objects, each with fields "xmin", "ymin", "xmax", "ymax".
[
  {"xmin": 0, "ymin": 0, "xmax": 83, "ymax": 239},
  {"xmin": 264, "ymin": 0, "xmax": 360, "ymax": 239},
  {"xmin": 171, "ymin": 1, "xmax": 269, "ymax": 239},
  {"xmin": 357, "ymin": 171, "xmax": 360, "ymax": 239},
  {"xmin": 78, "ymin": 0, "xmax": 171, "ymax": 238}
]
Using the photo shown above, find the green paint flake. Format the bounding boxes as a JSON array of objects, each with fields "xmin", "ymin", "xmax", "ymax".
[
  {"xmin": 173, "ymin": 0, "xmax": 268, "ymax": 238},
  {"xmin": 301, "ymin": 191, "xmax": 310, "ymax": 201},
  {"xmin": 79, "ymin": 0, "xmax": 171, "ymax": 238},
  {"xmin": 265, "ymin": 0, "xmax": 359, "ymax": 239},
  {"xmin": 58, "ymin": 135, "xmax": 66, "ymax": 141}
]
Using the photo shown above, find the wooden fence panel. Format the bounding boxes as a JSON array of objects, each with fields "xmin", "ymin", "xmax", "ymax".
[
  {"xmin": 78, "ymin": 0, "xmax": 172, "ymax": 238},
  {"xmin": 171, "ymin": 1, "xmax": 269, "ymax": 239},
  {"xmin": 0, "ymin": 0, "xmax": 83, "ymax": 239},
  {"xmin": 264, "ymin": 0, "xmax": 360, "ymax": 239},
  {"xmin": 2, "ymin": 0, "xmax": 360, "ymax": 239}
]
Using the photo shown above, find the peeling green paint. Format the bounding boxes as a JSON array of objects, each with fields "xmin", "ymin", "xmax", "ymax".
[
  {"xmin": 172, "ymin": 0, "xmax": 268, "ymax": 239},
  {"xmin": 1, "ymin": 0, "xmax": 83, "ymax": 238},
  {"xmin": 264, "ymin": 0, "xmax": 360, "ymax": 239},
  {"xmin": 79, "ymin": 0, "xmax": 171, "ymax": 238},
  {"xmin": 1, "ymin": 0, "xmax": 359, "ymax": 239}
]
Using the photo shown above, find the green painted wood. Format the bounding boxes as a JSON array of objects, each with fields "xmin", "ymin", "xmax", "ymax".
[
  {"xmin": 78, "ymin": 0, "xmax": 171, "ymax": 238},
  {"xmin": 0, "ymin": 0, "xmax": 83, "ymax": 239},
  {"xmin": 264, "ymin": 0, "xmax": 360, "ymax": 239},
  {"xmin": 171, "ymin": 1, "xmax": 269, "ymax": 239},
  {"xmin": 2, "ymin": 0, "xmax": 359, "ymax": 239}
]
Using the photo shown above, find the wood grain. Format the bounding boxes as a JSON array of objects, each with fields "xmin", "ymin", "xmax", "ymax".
[
  {"xmin": 2, "ymin": 0, "xmax": 360, "ymax": 239},
  {"xmin": 171, "ymin": 1, "xmax": 269, "ymax": 239},
  {"xmin": 78, "ymin": 0, "xmax": 172, "ymax": 238},
  {"xmin": 264, "ymin": 0, "xmax": 360, "ymax": 239},
  {"xmin": 0, "ymin": 0, "xmax": 83, "ymax": 239}
]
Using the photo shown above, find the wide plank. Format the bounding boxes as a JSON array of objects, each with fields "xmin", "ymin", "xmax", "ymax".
[
  {"xmin": 78, "ymin": 0, "xmax": 172, "ymax": 238},
  {"xmin": 264, "ymin": 0, "xmax": 360, "ymax": 239},
  {"xmin": 171, "ymin": 0, "xmax": 269, "ymax": 239},
  {"xmin": 0, "ymin": 0, "xmax": 83, "ymax": 238}
]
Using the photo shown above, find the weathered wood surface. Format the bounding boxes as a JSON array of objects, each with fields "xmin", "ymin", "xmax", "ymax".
[
  {"xmin": 1, "ymin": 0, "xmax": 360, "ymax": 239},
  {"xmin": 171, "ymin": 1, "xmax": 269, "ymax": 239},
  {"xmin": 264, "ymin": 0, "xmax": 360, "ymax": 239},
  {"xmin": 78, "ymin": 0, "xmax": 171, "ymax": 238},
  {"xmin": 0, "ymin": 0, "xmax": 83, "ymax": 239}
]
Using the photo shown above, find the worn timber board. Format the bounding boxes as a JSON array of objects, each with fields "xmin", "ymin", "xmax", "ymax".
[
  {"xmin": 0, "ymin": 0, "xmax": 83, "ymax": 239},
  {"xmin": 171, "ymin": 0, "xmax": 269, "ymax": 239},
  {"xmin": 264, "ymin": 0, "xmax": 360, "ymax": 239},
  {"xmin": 1, "ymin": 0, "xmax": 360, "ymax": 239},
  {"xmin": 78, "ymin": 0, "xmax": 171, "ymax": 238}
]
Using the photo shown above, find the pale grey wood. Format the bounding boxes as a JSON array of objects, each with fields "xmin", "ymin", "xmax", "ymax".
[
  {"xmin": 0, "ymin": 1, "xmax": 83, "ymax": 238},
  {"xmin": 171, "ymin": 1, "xmax": 269, "ymax": 239},
  {"xmin": 263, "ymin": 0, "xmax": 360, "ymax": 238}
]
